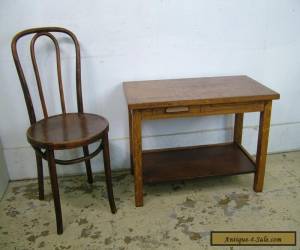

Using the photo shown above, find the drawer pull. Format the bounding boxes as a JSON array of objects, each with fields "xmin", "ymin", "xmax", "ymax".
[{"xmin": 165, "ymin": 107, "xmax": 189, "ymax": 113}]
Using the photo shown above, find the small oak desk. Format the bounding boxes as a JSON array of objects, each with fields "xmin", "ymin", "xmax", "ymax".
[{"xmin": 123, "ymin": 75, "xmax": 280, "ymax": 207}]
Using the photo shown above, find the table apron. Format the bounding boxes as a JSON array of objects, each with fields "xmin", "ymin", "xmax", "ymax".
[{"xmin": 139, "ymin": 101, "xmax": 265, "ymax": 120}]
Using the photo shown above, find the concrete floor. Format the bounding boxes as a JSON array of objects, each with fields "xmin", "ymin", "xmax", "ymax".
[{"xmin": 0, "ymin": 151, "xmax": 299, "ymax": 250}]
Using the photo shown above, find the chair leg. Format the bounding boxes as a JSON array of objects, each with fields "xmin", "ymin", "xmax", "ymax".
[
  {"xmin": 35, "ymin": 153, "xmax": 44, "ymax": 200},
  {"xmin": 47, "ymin": 149, "xmax": 63, "ymax": 235},
  {"xmin": 83, "ymin": 146, "xmax": 93, "ymax": 184},
  {"xmin": 102, "ymin": 133, "xmax": 117, "ymax": 214}
]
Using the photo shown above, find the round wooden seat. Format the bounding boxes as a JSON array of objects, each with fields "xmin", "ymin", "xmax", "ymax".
[{"xmin": 27, "ymin": 113, "xmax": 109, "ymax": 149}]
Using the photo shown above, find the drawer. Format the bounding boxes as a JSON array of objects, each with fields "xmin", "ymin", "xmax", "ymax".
[{"xmin": 141, "ymin": 102, "xmax": 265, "ymax": 120}]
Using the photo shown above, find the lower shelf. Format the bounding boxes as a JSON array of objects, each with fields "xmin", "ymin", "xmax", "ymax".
[{"xmin": 142, "ymin": 143, "xmax": 256, "ymax": 183}]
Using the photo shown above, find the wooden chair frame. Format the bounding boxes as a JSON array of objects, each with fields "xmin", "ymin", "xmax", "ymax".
[{"xmin": 11, "ymin": 27, "xmax": 116, "ymax": 234}]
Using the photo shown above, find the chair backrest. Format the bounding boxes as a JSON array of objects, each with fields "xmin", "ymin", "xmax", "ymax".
[{"xmin": 11, "ymin": 27, "xmax": 83, "ymax": 125}]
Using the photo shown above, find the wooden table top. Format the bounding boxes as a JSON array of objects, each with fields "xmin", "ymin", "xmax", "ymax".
[{"xmin": 123, "ymin": 75, "xmax": 280, "ymax": 109}]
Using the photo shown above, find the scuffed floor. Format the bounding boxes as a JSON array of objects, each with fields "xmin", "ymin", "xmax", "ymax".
[{"xmin": 0, "ymin": 151, "xmax": 299, "ymax": 250}]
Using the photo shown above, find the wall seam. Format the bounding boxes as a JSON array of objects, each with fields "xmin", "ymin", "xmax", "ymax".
[{"xmin": 3, "ymin": 121, "xmax": 300, "ymax": 150}]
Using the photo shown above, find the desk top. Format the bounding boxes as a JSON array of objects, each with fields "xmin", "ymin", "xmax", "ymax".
[{"xmin": 123, "ymin": 75, "xmax": 280, "ymax": 109}]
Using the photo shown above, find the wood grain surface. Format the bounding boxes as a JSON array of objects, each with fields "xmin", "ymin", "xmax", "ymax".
[
  {"xmin": 142, "ymin": 143, "xmax": 255, "ymax": 183},
  {"xmin": 27, "ymin": 113, "xmax": 108, "ymax": 149},
  {"xmin": 123, "ymin": 75, "xmax": 280, "ymax": 109}
]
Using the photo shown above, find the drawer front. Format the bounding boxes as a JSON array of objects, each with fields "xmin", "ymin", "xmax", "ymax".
[{"xmin": 141, "ymin": 102, "xmax": 265, "ymax": 120}]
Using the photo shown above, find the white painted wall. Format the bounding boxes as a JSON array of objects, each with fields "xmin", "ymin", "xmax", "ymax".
[
  {"xmin": 0, "ymin": 138, "xmax": 9, "ymax": 199},
  {"xmin": 0, "ymin": 1, "xmax": 299, "ymax": 180}
]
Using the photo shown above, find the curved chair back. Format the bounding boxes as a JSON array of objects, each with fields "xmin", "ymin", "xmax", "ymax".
[{"xmin": 11, "ymin": 27, "xmax": 83, "ymax": 124}]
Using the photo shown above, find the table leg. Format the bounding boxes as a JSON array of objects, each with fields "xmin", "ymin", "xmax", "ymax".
[
  {"xmin": 254, "ymin": 101, "xmax": 272, "ymax": 192},
  {"xmin": 234, "ymin": 113, "xmax": 244, "ymax": 144},
  {"xmin": 128, "ymin": 110, "xmax": 134, "ymax": 175},
  {"xmin": 132, "ymin": 110, "xmax": 143, "ymax": 207}
]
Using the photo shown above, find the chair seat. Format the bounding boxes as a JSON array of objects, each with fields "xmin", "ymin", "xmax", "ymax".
[{"xmin": 27, "ymin": 113, "xmax": 109, "ymax": 149}]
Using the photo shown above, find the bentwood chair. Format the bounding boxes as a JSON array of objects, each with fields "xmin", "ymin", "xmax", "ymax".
[{"xmin": 11, "ymin": 27, "xmax": 116, "ymax": 234}]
